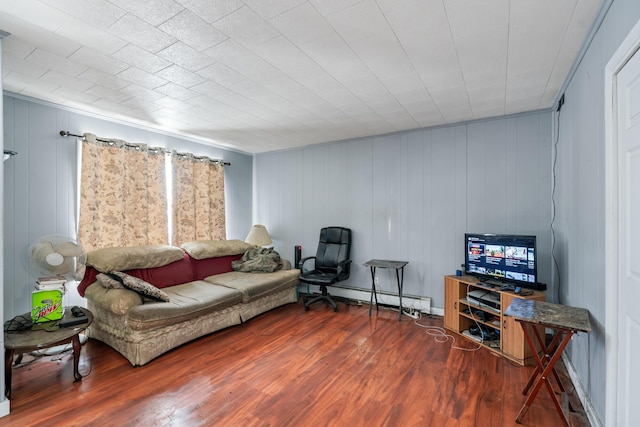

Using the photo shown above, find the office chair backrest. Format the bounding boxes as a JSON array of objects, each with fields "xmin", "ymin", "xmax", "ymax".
[{"xmin": 315, "ymin": 227, "xmax": 352, "ymax": 279}]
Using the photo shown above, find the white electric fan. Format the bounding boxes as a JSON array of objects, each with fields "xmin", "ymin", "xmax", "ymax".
[
  {"xmin": 25, "ymin": 235, "xmax": 87, "ymax": 320},
  {"xmin": 26, "ymin": 234, "xmax": 87, "ymax": 283},
  {"xmin": 24, "ymin": 235, "xmax": 88, "ymax": 349}
]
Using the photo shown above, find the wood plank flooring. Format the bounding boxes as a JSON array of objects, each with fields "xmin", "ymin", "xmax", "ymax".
[{"xmin": 3, "ymin": 298, "xmax": 589, "ymax": 426}]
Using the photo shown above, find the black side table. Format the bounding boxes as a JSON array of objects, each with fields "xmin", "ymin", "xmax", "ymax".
[{"xmin": 363, "ymin": 259, "xmax": 409, "ymax": 321}]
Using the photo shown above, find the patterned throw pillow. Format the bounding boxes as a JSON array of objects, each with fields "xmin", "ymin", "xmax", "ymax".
[
  {"xmin": 96, "ymin": 272, "xmax": 125, "ymax": 289},
  {"xmin": 110, "ymin": 271, "xmax": 170, "ymax": 302}
]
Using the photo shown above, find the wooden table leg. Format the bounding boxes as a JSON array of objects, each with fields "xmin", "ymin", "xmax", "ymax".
[
  {"xmin": 5, "ymin": 348, "xmax": 14, "ymax": 399},
  {"xmin": 71, "ymin": 335, "xmax": 82, "ymax": 382},
  {"xmin": 515, "ymin": 323, "xmax": 574, "ymax": 426}
]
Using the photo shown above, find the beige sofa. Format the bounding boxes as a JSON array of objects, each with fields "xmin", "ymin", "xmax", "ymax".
[{"xmin": 78, "ymin": 240, "xmax": 299, "ymax": 366}]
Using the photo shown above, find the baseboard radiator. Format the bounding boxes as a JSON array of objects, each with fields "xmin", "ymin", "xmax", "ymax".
[{"xmin": 300, "ymin": 283, "xmax": 432, "ymax": 314}]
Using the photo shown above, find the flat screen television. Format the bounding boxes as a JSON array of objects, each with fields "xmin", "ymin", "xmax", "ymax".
[{"xmin": 464, "ymin": 233, "xmax": 542, "ymax": 290}]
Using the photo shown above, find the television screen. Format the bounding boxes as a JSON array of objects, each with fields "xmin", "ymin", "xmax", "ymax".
[{"xmin": 464, "ymin": 233, "xmax": 538, "ymax": 289}]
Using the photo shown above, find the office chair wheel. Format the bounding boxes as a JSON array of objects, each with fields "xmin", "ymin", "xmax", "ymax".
[{"xmin": 304, "ymin": 304, "xmax": 310, "ymax": 311}]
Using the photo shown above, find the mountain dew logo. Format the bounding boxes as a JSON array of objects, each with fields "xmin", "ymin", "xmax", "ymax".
[{"xmin": 34, "ymin": 301, "xmax": 62, "ymax": 321}]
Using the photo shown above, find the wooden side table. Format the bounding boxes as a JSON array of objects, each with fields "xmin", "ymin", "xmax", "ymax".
[
  {"xmin": 4, "ymin": 307, "xmax": 93, "ymax": 399},
  {"xmin": 504, "ymin": 299, "xmax": 591, "ymax": 426}
]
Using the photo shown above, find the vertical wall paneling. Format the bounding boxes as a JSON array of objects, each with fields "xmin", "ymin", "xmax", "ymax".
[
  {"xmin": 484, "ymin": 119, "xmax": 507, "ymax": 233},
  {"xmin": 254, "ymin": 111, "xmax": 552, "ymax": 309},
  {"xmin": 454, "ymin": 125, "xmax": 468, "ymax": 279},
  {"xmin": 430, "ymin": 126, "xmax": 458, "ymax": 295},
  {"xmin": 466, "ymin": 122, "xmax": 487, "ymax": 233},
  {"xmin": 542, "ymin": 0, "xmax": 640, "ymax": 422},
  {"xmin": 404, "ymin": 130, "xmax": 426, "ymax": 297},
  {"xmin": 345, "ymin": 138, "xmax": 373, "ymax": 288}
]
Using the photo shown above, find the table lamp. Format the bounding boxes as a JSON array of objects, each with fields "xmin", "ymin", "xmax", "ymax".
[{"xmin": 245, "ymin": 224, "xmax": 272, "ymax": 246}]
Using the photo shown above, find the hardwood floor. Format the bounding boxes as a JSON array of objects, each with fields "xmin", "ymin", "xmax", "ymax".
[{"xmin": 3, "ymin": 298, "xmax": 589, "ymax": 426}]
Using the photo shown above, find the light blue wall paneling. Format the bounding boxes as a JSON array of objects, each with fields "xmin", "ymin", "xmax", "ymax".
[
  {"xmin": 553, "ymin": 0, "xmax": 640, "ymax": 422},
  {"xmin": 3, "ymin": 94, "xmax": 253, "ymax": 318},
  {"xmin": 253, "ymin": 111, "xmax": 552, "ymax": 309}
]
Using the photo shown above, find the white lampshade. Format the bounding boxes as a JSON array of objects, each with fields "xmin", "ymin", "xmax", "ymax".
[{"xmin": 245, "ymin": 224, "xmax": 272, "ymax": 246}]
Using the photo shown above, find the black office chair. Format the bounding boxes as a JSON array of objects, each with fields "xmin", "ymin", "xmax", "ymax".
[{"xmin": 299, "ymin": 227, "xmax": 352, "ymax": 312}]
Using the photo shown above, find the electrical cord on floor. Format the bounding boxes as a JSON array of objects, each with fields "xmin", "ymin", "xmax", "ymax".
[{"xmin": 415, "ymin": 284, "xmax": 488, "ymax": 352}]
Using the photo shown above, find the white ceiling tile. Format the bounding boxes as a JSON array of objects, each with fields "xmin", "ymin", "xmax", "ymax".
[
  {"xmin": 309, "ymin": 0, "xmax": 365, "ymax": 17},
  {"xmin": 55, "ymin": 87, "xmax": 108, "ymax": 105},
  {"xmin": 155, "ymin": 64, "xmax": 206, "ymax": 87},
  {"xmin": 243, "ymin": 0, "xmax": 306, "ymax": 20},
  {"xmin": 39, "ymin": 70, "xmax": 94, "ymax": 93},
  {"xmin": 174, "ymin": 0, "xmax": 244, "ymax": 24},
  {"xmin": 252, "ymin": 36, "xmax": 337, "ymax": 94},
  {"xmin": 4, "ymin": 71, "xmax": 60, "ymax": 94},
  {"xmin": 3, "ymin": 72, "xmax": 30, "ymax": 93},
  {"xmin": 68, "ymin": 47, "xmax": 130, "ymax": 75},
  {"xmin": 41, "ymin": 0, "xmax": 127, "ymax": 29},
  {"xmin": 108, "ymin": 14, "xmax": 177, "ymax": 53},
  {"xmin": 154, "ymin": 82, "xmax": 198, "ymax": 101},
  {"xmin": 1, "ymin": 19, "xmax": 81, "ymax": 57},
  {"xmin": 3, "ymin": 36, "xmax": 36, "ymax": 60},
  {"xmin": 154, "ymin": 96, "xmax": 194, "ymax": 111},
  {"xmin": 108, "ymin": 0, "xmax": 184, "ymax": 26},
  {"xmin": 197, "ymin": 62, "xmax": 246, "ymax": 86},
  {"xmin": 117, "ymin": 67, "xmax": 167, "ymax": 89},
  {"xmin": 204, "ymin": 39, "xmax": 295, "ymax": 91},
  {"xmin": 3, "ymin": 54, "xmax": 48, "ymax": 79},
  {"xmin": 269, "ymin": 2, "xmax": 333, "ymax": 45},
  {"xmin": 159, "ymin": 9, "xmax": 228, "ymax": 51},
  {"xmin": 77, "ymin": 68, "xmax": 132, "ymax": 90},
  {"xmin": 118, "ymin": 84, "xmax": 166, "ymax": 103},
  {"xmin": 111, "ymin": 45, "xmax": 172, "ymax": 74},
  {"xmin": 84, "ymin": 85, "xmax": 132, "ymax": 103},
  {"xmin": 212, "ymin": 6, "xmax": 279, "ymax": 47},
  {"xmin": 300, "ymin": 33, "xmax": 370, "ymax": 82},
  {"xmin": 229, "ymin": 79, "xmax": 303, "ymax": 115},
  {"xmin": 537, "ymin": 0, "xmax": 603, "ymax": 108},
  {"xmin": 157, "ymin": 41, "xmax": 216, "ymax": 71},
  {"xmin": 55, "ymin": 16, "xmax": 128, "ymax": 55},
  {"xmin": 187, "ymin": 95, "xmax": 245, "ymax": 119},
  {"xmin": 25, "ymin": 48, "xmax": 88, "ymax": 76}
]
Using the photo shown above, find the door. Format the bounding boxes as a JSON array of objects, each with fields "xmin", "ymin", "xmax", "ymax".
[{"xmin": 616, "ymin": 45, "xmax": 640, "ymax": 426}]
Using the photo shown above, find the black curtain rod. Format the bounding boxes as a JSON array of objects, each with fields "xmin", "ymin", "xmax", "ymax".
[{"xmin": 59, "ymin": 130, "xmax": 230, "ymax": 166}]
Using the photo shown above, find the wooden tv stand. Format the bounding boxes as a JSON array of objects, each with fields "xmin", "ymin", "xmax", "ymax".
[{"xmin": 444, "ymin": 275, "xmax": 545, "ymax": 365}]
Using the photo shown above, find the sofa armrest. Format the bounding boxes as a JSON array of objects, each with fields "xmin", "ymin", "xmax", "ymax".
[{"xmin": 84, "ymin": 283, "xmax": 143, "ymax": 315}]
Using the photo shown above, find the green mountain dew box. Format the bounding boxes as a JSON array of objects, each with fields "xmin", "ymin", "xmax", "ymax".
[{"xmin": 32, "ymin": 289, "xmax": 64, "ymax": 323}]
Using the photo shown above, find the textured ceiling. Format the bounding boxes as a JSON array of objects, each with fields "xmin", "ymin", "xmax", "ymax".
[{"xmin": 1, "ymin": 0, "xmax": 603, "ymax": 154}]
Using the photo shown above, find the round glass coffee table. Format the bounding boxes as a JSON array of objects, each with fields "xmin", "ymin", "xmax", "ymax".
[{"xmin": 4, "ymin": 307, "xmax": 93, "ymax": 399}]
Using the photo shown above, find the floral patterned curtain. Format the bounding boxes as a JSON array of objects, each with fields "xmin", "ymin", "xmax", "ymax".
[
  {"xmin": 171, "ymin": 152, "xmax": 226, "ymax": 245},
  {"xmin": 78, "ymin": 133, "xmax": 168, "ymax": 252}
]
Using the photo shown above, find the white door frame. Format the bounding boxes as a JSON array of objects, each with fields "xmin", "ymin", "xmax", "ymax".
[{"xmin": 604, "ymin": 17, "xmax": 640, "ymax": 427}]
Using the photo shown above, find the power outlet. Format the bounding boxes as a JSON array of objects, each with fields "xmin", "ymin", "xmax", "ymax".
[{"xmin": 402, "ymin": 309, "xmax": 419, "ymax": 320}]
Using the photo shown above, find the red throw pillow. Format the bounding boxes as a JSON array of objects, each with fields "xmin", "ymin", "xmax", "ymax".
[
  {"xmin": 124, "ymin": 254, "xmax": 196, "ymax": 289},
  {"xmin": 190, "ymin": 254, "xmax": 242, "ymax": 280}
]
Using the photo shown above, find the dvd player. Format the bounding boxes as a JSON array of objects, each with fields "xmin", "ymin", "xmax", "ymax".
[{"xmin": 467, "ymin": 289, "xmax": 501, "ymax": 310}]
